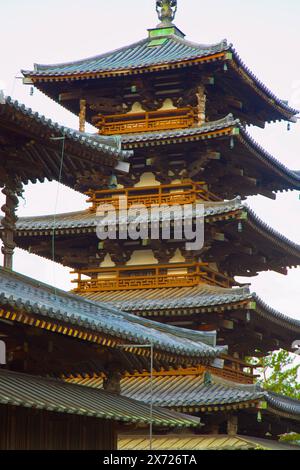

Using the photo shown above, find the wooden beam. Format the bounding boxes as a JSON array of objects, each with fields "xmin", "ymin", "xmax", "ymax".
[{"xmin": 79, "ymin": 99, "xmax": 86, "ymax": 133}]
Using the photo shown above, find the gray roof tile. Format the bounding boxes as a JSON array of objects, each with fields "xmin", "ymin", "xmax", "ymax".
[
  {"xmin": 0, "ymin": 369, "xmax": 199, "ymax": 428},
  {"xmin": 0, "ymin": 267, "xmax": 224, "ymax": 359}
]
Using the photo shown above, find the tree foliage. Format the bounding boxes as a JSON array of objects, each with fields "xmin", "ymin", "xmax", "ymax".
[{"xmin": 251, "ymin": 350, "xmax": 300, "ymax": 399}]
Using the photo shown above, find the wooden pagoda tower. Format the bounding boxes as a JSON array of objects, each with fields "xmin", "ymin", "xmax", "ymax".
[{"xmin": 1, "ymin": 0, "xmax": 300, "ymax": 449}]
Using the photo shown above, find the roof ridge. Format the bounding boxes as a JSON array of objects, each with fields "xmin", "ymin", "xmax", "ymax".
[{"xmin": 23, "ymin": 37, "xmax": 150, "ymax": 73}]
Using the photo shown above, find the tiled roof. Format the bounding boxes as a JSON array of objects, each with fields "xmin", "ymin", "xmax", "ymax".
[
  {"xmin": 22, "ymin": 35, "xmax": 297, "ymax": 119},
  {"xmin": 83, "ymin": 284, "xmax": 252, "ymax": 313},
  {"xmin": 266, "ymin": 392, "xmax": 300, "ymax": 421},
  {"xmin": 0, "ymin": 93, "xmax": 131, "ymax": 187},
  {"xmin": 82, "ymin": 284, "xmax": 300, "ymax": 336},
  {"xmin": 118, "ymin": 434, "xmax": 300, "ymax": 451},
  {"xmin": 0, "ymin": 369, "xmax": 199, "ymax": 428},
  {"xmin": 0, "ymin": 94, "xmax": 131, "ymax": 160},
  {"xmin": 121, "ymin": 114, "xmax": 239, "ymax": 144},
  {"xmin": 120, "ymin": 114, "xmax": 300, "ymax": 189},
  {"xmin": 0, "ymin": 267, "xmax": 224, "ymax": 360},
  {"xmin": 67, "ymin": 372, "xmax": 264, "ymax": 411},
  {"xmin": 11, "ymin": 198, "xmax": 243, "ymax": 233},
  {"xmin": 24, "ymin": 37, "xmax": 229, "ymax": 77}
]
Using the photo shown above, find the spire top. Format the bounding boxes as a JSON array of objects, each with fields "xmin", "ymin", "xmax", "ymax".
[{"xmin": 156, "ymin": 0, "xmax": 177, "ymax": 26}]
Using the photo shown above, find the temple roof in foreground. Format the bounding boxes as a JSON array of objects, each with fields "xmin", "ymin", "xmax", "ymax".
[
  {"xmin": 22, "ymin": 34, "xmax": 297, "ymax": 123},
  {"xmin": 118, "ymin": 434, "xmax": 300, "ymax": 451},
  {"xmin": 0, "ymin": 93, "xmax": 131, "ymax": 187},
  {"xmin": 0, "ymin": 369, "xmax": 199, "ymax": 429},
  {"xmin": 0, "ymin": 267, "xmax": 225, "ymax": 363}
]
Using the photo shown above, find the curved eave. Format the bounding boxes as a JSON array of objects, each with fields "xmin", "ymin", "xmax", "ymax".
[
  {"xmin": 4, "ymin": 197, "xmax": 300, "ymax": 265},
  {"xmin": 254, "ymin": 295, "xmax": 300, "ymax": 336},
  {"xmin": 230, "ymin": 48, "xmax": 298, "ymax": 119},
  {"xmin": 1, "ymin": 95, "xmax": 131, "ymax": 161},
  {"xmin": 238, "ymin": 128, "xmax": 300, "ymax": 189},
  {"xmin": 0, "ymin": 94, "xmax": 132, "ymax": 187},
  {"xmin": 121, "ymin": 115, "xmax": 300, "ymax": 191},
  {"xmin": 82, "ymin": 285, "xmax": 300, "ymax": 344},
  {"xmin": 245, "ymin": 206, "xmax": 300, "ymax": 260},
  {"xmin": 6, "ymin": 198, "xmax": 243, "ymax": 235},
  {"xmin": 22, "ymin": 37, "xmax": 297, "ymax": 121},
  {"xmin": 266, "ymin": 393, "xmax": 300, "ymax": 422},
  {"xmin": 0, "ymin": 267, "xmax": 223, "ymax": 362}
]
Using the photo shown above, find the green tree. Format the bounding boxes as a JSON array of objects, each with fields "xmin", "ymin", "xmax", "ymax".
[{"xmin": 251, "ymin": 350, "xmax": 300, "ymax": 399}]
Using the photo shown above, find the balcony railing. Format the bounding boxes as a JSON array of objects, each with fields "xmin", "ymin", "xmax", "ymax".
[
  {"xmin": 86, "ymin": 181, "xmax": 221, "ymax": 212},
  {"xmin": 210, "ymin": 356, "xmax": 259, "ymax": 385},
  {"xmin": 72, "ymin": 262, "xmax": 236, "ymax": 293},
  {"xmin": 93, "ymin": 107, "xmax": 195, "ymax": 135}
]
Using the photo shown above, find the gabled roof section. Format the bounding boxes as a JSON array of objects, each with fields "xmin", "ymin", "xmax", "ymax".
[
  {"xmin": 0, "ymin": 267, "xmax": 225, "ymax": 361},
  {"xmin": 0, "ymin": 369, "xmax": 200, "ymax": 428},
  {"xmin": 0, "ymin": 93, "xmax": 131, "ymax": 187}
]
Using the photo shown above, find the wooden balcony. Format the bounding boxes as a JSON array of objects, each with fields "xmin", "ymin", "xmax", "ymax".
[
  {"xmin": 210, "ymin": 356, "xmax": 259, "ymax": 385},
  {"xmin": 86, "ymin": 181, "xmax": 221, "ymax": 212},
  {"xmin": 93, "ymin": 107, "xmax": 195, "ymax": 135},
  {"xmin": 72, "ymin": 262, "xmax": 235, "ymax": 293}
]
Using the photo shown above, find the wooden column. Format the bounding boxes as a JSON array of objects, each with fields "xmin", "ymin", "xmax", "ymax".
[
  {"xmin": 196, "ymin": 85, "xmax": 206, "ymax": 126},
  {"xmin": 79, "ymin": 99, "xmax": 86, "ymax": 132},
  {"xmin": 1, "ymin": 179, "xmax": 23, "ymax": 270}
]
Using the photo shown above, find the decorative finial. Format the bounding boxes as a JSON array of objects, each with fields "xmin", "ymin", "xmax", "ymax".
[{"xmin": 156, "ymin": 0, "xmax": 177, "ymax": 25}]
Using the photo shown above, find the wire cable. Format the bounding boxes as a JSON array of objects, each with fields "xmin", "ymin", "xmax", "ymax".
[{"xmin": 50, "ymin": 133, "xmax": 66, "ymax": 296}]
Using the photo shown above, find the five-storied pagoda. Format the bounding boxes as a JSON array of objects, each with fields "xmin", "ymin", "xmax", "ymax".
[{"xmin": 1, "ymin": 0, "xmax": 300, "ymax": 450}]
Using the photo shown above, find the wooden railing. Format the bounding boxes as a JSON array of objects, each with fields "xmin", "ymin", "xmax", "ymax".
[
  {"xmin": 125, "ymin": 359, "xmax": 257, "ymax": 385},
  {"xmin": 209, "ymin": 356, "xmax": 258, "ymax": 385},
  {"xmin": 86, "ymin": 181, "xmax": 221, "ymax": 212},
  {"xmin": 93, "ymin": 107, "xmax": 195, "ymax": 135},
  {"xmin": 71, "ymin": 262, "xmax": 236, "ymax": 293}
]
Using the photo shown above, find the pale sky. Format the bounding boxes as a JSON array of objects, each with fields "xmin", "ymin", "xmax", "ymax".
[{"xmin": 0, "ymin": 0, "xmax": 299, "ymax": 319}]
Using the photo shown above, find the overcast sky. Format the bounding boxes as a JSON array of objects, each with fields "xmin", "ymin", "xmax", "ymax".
[{"xmin": 0, "ymin": 0, "xmax": 299, "ymax": 320}]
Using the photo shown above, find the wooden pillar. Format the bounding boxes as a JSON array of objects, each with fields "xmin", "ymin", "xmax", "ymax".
[
  {"xmin": 1, "ymin": 179, "xmax": 23, "ymax": 270},
  {"xmin": 196, "ymin": 85, "xmax": 206, "ymax": 126},
  {"xmin": 79, "ymin": 99, "xmax": 86, "ymax": 132}
]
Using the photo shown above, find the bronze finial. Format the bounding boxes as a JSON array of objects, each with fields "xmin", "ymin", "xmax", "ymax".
[{"xmin": 156, "ymin": 0, "xmax": 177, "ymax": 25}]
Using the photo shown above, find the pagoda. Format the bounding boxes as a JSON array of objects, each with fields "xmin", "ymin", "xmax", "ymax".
[{"xmin": 1, "ymin": 0, "xmax": 300, "ymax": 449}]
